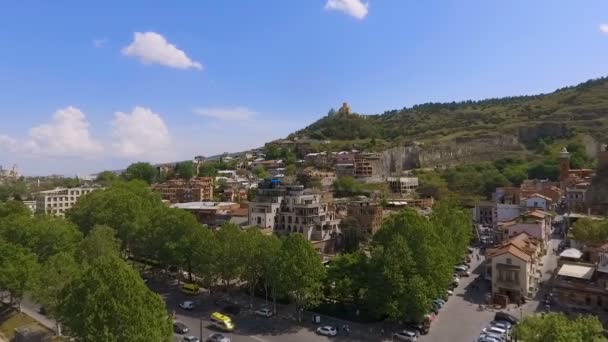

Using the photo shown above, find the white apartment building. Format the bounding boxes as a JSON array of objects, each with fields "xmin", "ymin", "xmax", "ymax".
[{"xmin": 35, "ymin": 187, "xmax": 101, "ymax": 217}]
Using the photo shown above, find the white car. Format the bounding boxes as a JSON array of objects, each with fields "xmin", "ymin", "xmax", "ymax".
[
  {"xmin": 316, "ymin": 326, "xmax": 338, "ymax": 336},
  {"xmin": 179, "ymin": 301, "xmax": 196, "ymax": 310},
  {"xmin": 183, "ymin": 336, "xmax": 200, "ymax": 342},
  {"xmin": 254, "ymin": 308, "xmax": 273, "ymax": 317},
  {"xmin": 393, "ymin": 329, "xmax": 417, "ymax": 341},
  {"xmin": 207, "ymin": 333, "xmax": 231, "ymax": 342}
]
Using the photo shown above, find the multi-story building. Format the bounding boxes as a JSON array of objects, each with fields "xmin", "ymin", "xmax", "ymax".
[
  {"xmin": 354, "ymin": 153, "xmax": 383, "ymax": 181},
  {"xmin": 387, "ymin": 177, "xmax": 419, "ymax": 196},
  {"xmin": 485, "ymin": 232, "xmax": 542, "ymax": 303},
  {"xmin": 249, "ymin": 180, "xmax": 341, "ymax": 253},
  {"xmin": 152, "ymin": 177, "xmax": 214, "ymax": 203},
  {"xmin": 347, "ymin": 199, "xmax": 383, "ymax": 235},
  {"xmin": 35, "ymin": 186, "xmax": 101, "ymax": 217}
]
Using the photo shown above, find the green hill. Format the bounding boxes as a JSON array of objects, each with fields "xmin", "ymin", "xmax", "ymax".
[{"xmin": 292, "ymin": 77, "xmax": 608, "ymax": 149}]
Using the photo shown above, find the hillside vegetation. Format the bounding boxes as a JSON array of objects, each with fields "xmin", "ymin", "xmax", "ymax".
[{"xmin": 293, "ymin": 77, "xmax": 608, "ymax": 147}]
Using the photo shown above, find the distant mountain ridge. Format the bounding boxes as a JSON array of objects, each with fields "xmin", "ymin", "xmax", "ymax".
[{"xmin": 291, "ymin": 77, "xmax": 608, "ymax": 148}]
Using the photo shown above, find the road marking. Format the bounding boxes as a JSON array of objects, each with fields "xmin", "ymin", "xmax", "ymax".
[{"xmin": 250, "ymin": 336, "xmax": 269, "ymax": 342}]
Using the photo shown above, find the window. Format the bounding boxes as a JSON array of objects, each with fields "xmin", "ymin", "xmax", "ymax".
[
  {"xmin": 506, "ymin": 258, "xmax": 512, "ymax": 265},
  {"xmin": 257, "ymin": 217, "xmax": 261, "ymax": 225},
  {"xmin": 586, "ymin": 295, "xmax": 591, "ymax": 306}
]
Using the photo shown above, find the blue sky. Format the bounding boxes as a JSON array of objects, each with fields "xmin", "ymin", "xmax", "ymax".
[{"xmin": 1, "ymin": 0, "xmax": 608, "ymax": 176}]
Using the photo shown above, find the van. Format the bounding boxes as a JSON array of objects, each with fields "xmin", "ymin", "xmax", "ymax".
[
  {"xmin": 210, "ymin": 312, "xmax": 235, "ymax": 332},
  {"xmin": 180, "ymin": 283, "xmax": 200, "ymax": 295}
]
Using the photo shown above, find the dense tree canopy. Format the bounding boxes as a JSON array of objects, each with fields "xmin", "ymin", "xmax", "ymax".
[
  {"xmin": 570, "ymin": 218, "xmax": 608, "ymax": 245},
  {"xmin": 513, "ymin": 312, "xmax": 607, "ymax": 342},
  {"xmin": 122, "ymin": 162, "xmax": 158, "ymax": 184},
  {"xmin": 175, "ymin": 161, "xmax": 195, "ymax": 180},
  {"xmin": 58, "ymin": 254, "xmax": 172, "ymax": 342}
]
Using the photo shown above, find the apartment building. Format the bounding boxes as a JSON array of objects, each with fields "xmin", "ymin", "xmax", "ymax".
[
  {"xmin": 347, "ymin": 198, "xmax": 383, "ymax": 234},
  {"xmin": 387, "ymin": 177, "xmax": 419, "ymax": 196},
  {"xmin": 35, "ymin": 186, "xmax": 100, "ymax": 217},
  {"xmin": 153, "ymin": 177, "xmax": 214, "ymax": 203},
  {"xmin": 354, "ymin": 153, "xmax": 383, "ymax": 181},
  {"xmin": 249, "ymin": 180, "xmax": 341, "ymax": 253}
]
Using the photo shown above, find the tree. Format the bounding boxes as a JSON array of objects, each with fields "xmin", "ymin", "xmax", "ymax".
[
  {"xmin": 79, "ymin": 225, "xmax": 122, "ymax": 262},
  {"xmin": 67, "ymin": 181, "xmax": 161, "ymax": 253},
  {"xmin": 340, "ymin": 217, "xmax": 370, "ymax": 253},
  {"xmin": 34, "ymin": 252, "xmax": 80, "ymax": 335},
  {"xmin": 258, "ymin": 234, "xmax": 282, "ymax": 313},
  {"xmin": 0, "ymin": 238, "xmax": 40, "ymax": 310},
  {"xmin": 122, "ymin": 162, "xmax": 158, "ymax": 184},
  {"xmin": 325, "ymin": 252, "xmax": 368, "ymax": 304},
  {"xmin": 0, "ymin": 215, "xmax": 83, "ymax": 261},
  {"xmin": 57, "ymin": 255, "xmax": 172, "ymax": 342},
  {"xmin": 513, "ymin": 312, "xmax": 607, "ymax": 342},
  {"xmin": 95, "ymin": 171, "xmax": 119, "ymax": 186},
  {"xmin": 214, "ymin": 223, "xmax": 246, "ymax": 290},
  {"xmin": 0, "ymin": 200, "xmax": 31, "ymax": 219},
  {"xmin": 285, "ymin": 164, "xmax": 297, "ymax": 176},
  {"xmin": 333, "ymin": 176, "xmax": 364, "ymax": 196},
  {"xmin": 570, "ymin": 219, "xmax": 608, "ymax": 245},
  {"xmin": 198, "ymin": 163, "xmax": 218, "ymax": 177},
  {"xmin": 241, "ymin": 230, "xmax": 267, "ymax": 307},
  {"xmin": 175, "ymin": 161, "xmax": 195, "ymax": 180},
  {"xmin": 279, "ymin": 234, "xmax": 325, "ymax": 321},
  {"xmin": 253, "ymin": 165, "xmax": 270, "ymax": 179}
]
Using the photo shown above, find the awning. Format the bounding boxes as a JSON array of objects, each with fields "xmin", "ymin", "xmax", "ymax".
[
  {"xmin": 559, "ymin": 248, "xmax": 583, "ymax": 259},
  {"xmin": 557, "ymin": 264, "xmax": 594, "ymax": 280}
]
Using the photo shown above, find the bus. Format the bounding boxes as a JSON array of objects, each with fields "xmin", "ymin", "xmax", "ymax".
[{"xmin": 210, "ymin": 312, "xmax": 234, "ymax": 332}]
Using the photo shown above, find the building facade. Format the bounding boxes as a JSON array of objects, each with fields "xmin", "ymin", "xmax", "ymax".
[
  {"xmin": 35, "ymin": 186, "xmax": 100, "ymax": 217},
  {"xmin": 153, "ymin": 177, "xmax": 214, "ymax": 203},
  {"xmin": 354, "ymin": 153, "xmax": 383, "ymax": 181},
  {"xmin": 347, "ymin": 199, "xmax": 383, "ymax": 235},
  {"xmin": 386, "ymin": 177, "xmax": 419, "ymax": 196}
]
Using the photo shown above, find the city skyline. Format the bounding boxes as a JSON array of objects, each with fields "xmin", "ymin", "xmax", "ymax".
[{"xmin": 1, "ymin": 0, "xmax": 608, "ymax": 175}]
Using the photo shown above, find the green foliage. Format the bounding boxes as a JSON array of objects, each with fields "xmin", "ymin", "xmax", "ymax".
[
  {"xmin": 333, "ymin": 176, "xmax": 365, "ymax": 196},
  {"xmin": 198, "ymin": 163, "xmax": 218, "ymax": 177},
  {"xmin": 214, "ymin": 223, "xmax": 247, "ymax": 288},
  {"xmin": 285, "ymin": 164, "xmax": 297, "ymax": 176},
  {"xmin": 278, "ymin": 234, "xmax": 326, "ymax": 320},
  {"xmin": 340, "ymin": 217, "xmax": 371, "ymax": 253},
  {"xmin": 0, "ymin": 200, "xmax": 31, "ymax": 218},
  {"xmin": 253, "ymin": 165, "xmax": 271, "ymax": 179},
  {"xmin": 175, "ymin": 161, "xmax": 195, "ymax": 180},
  {"xmin": 79, "ymin": 225, "xmax": 122, "ymax": 262},
  {"xmin": 95, "ymin": 171, "xmax": 119, "ymax": 186},
  {"xmin": 570, "ymin": 218, "xmax": 608, "ymax": 245},
  {"xmin": 325, "ymin": 252, "xmax": 368, "ymax": 304},
  {"xmin": 416, "ymin": 171, "xmax": 451, "ymax": 199},
  {"xmin": 0, "ymin": 180, "xmax": 28, "ymax": 201},
  {"xmin": 0, "ymin": 238, "xmax": 41, "ymax": 306},
  {"xmin": 122, "ymin": 162, "xmax": 158, "ymax": 184},
  {"xmin": 513, "ymin": 312, "xmax": 607, "ymax": 342},
  {"xmin": 58, "ymin": 255, "xmax": 172, "ymax": 342},
  {"xmin": 34, "ymin": 252, "xmax": 81, "ymax": 318},
  {"xmin": 67, "ymin": 181, "xmax": 161, "ymax": 252}
]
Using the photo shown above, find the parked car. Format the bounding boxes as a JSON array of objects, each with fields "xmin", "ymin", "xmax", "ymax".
[
  {"xmin": 433, "ymin": 299, "xmax": 446, "ymax": 308},
  {"xmin": 173, "ymin": 322, "xmax": 189, "ymax": 334},
  {"xmin": 491, "ymin": 320, "xmax": 512, "ymax": 331},
  {"xmin": 207, "ymin": 333, "xmax": 231, "ymax": 342},
  {"xmin": 393, "ymin": 330, "xmax": 418, "ymax": 341},
  {"xmin": 316, "ymin": 326, "xmax": 338, "ymax": 336},
  {"xmin": 183, "ymin": 336, "xmax": 200, "ymax": 342},
  {"xmin": 457, "ymin": 270, "xmax": 471, "ymax": 277},
  {"xmin": 455, "ymin": 265, "xmax": 468, "ymax": 272},
  {"xmin": 179, "ymin": 301, "xmax": 196, "ymax": 310},
  {"xmin": 254, "ymin": 308, "xmax": 273, "ymax": 317},
  {"xmin": 494, "ymin": 312, "xmax": 519, "ymax": 325}
]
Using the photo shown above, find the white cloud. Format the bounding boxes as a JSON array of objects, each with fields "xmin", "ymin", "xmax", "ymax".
[
  {"xmin": 325, "ymin": 0, "xmax": 368, "ymax": 19},
  {"xmin": 600, "ymin": 24, "xmax": 608, "ymax": 34},
  {"xmin": 93, "ymin": 38, "xmax": 108, "ymax": 48},
  {"xmin": 0, "ymin": 135, "xmax": 17, "ymax": 153},
  {"xmin": 121, "ymin": 32, "xmax": 202, "ymax": 70},
  {"xmin": 24, "ymin": 107, "xmax": 103, "ymax": 157},
  {"xmin": 111, "ymin": 106, "xmax": 172, "ymax": 160},
  {"xmin": 194, "ymin": 106, "xmax": 256, "ymax": 121}
]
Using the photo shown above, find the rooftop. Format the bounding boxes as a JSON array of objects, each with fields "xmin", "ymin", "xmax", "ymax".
[
  {"xmin": 171, "ymin": 201, "xmax": 237, "ymax": 210},
  {"xmin": 559, "ymin": 248, "xmax": 583, "ymax": 259},
  {"xmin": 557, "ymin": 263, "xmax": 594, "ymax": 280}
]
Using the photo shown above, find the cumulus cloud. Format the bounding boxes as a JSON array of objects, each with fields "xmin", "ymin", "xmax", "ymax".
[
  {"xmin": 93, "ymin": 38, "xmax": 108, "ymax": 48},
  {"xmin": 23, "ymin": 107, "xmax": 103, "ymax": 157},
  {"xmin": 600, "ymin": 24, "xmax": 608, "ymax": 34},
  {"xmin": 121, "ymin": 32, "xmax": 202, "ymax": 70},
  {"xmin": 111, "ymin": 106, "xmax": 172, "ymax": 160},
  {"xmin": 0, "ymin": 135, "xmax": 17, "ymax": 153},
  {"xmin": 194, "ymin": 106, "xmax": 256, "ymax": 121},
  {"xmin": 325, "ymin": 0, "xmax": 369, "ymax": 19}
]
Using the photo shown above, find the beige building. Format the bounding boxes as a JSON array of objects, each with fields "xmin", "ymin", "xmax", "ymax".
[
  {"xmin": 347, "ymin": 199, "xmax": 383, "ymax": 235},
  {"xmin": 153, "ymin": 177, "xmax": 214, "ymax": 203},
  {"xmin": 486, "ymin": 232, "xmax": 542, "ymax": 303},
  {"xmin": 387, "ymin": 177, "xmax": 419, "ymax": 197},
  {"xmin": 354, "ymin": 153, "xmax": 383, "ymax": 181},
  {"xmin": 35, "ymin": 186, "xmax": 100, "ymax": 217}
]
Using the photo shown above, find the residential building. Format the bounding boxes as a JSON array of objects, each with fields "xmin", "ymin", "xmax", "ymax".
[
  {"xmin": 347, "ymin": 198, "xmax": 383, "ymax": 235},
  {"xmin": 335, "ymin": 151, "xmax": 355, "ymax": 165},
  {"xmin": 171, "ymin": 201, "xmax": 240, "ymax": 227},
  {"xmin": 387, "ymin": 177, "xmax": 419, "ymax": 197},
  {"xmin": 521, "ymin": 193, "xmax": 553, "ymax": 211},
  {"xmin": 500, "ymin": 210, "xmax": 552, "ymax": 247},
  {"xmin": 35, "ymin": 186, "xmax": 101, "ymax": 217},
  {"xmin": 354, "ymin": 153, "xmax": 383, "ymax": 181},
  {"xmin": 566, "ymin": 184, "xmax": 589, "ymax": 213},
  {"xmin": 301, "ymin": 167, "xmax": 337, "ymax": 188},
  {"xmin": 486, "ymin": 232, "xmax": 542, "ymax": 303},
  {"xmin": 22, "ymin": 200, "xmax": 36, "ymax": 214},
  {"xmin": 473, "ymin": 201, "xmax": 496, "ymax": 226},
  {"xmin": 248, "ymin": 179, "xmax": 341, "ymax": 253},
  {"xmin": 251, "ymin": 159, "xmax": 284, "ymax": 170},
  {"xmin": 496, "ymin": 203, "xmax": 521, "ymax": 223},
  {"xmin": 222, "ymin": 188, "xmax": 248, "ymax": 202},
  {"xmin": 152, "ymin": 177, "xmax": 214, "ymax": 203},
  {"xmin": 336, "ymin": 163, "xmax": 355, "ymax": 177}
]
